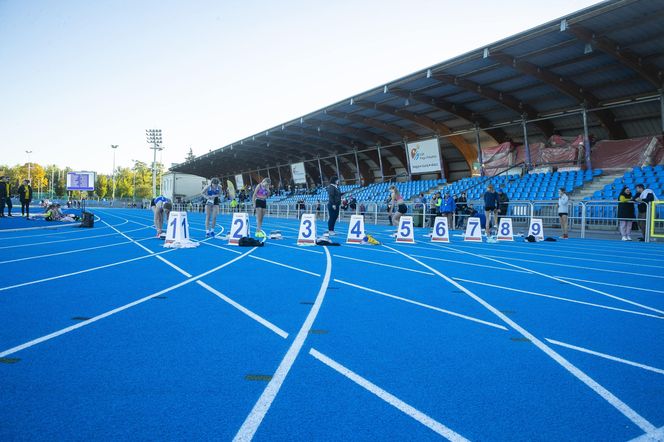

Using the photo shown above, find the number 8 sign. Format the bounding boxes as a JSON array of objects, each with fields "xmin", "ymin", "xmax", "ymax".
[
  {"xmin": 431, "ymin": 216, "xmax": 449, "ymax": 242},
  {"xmin": 497, "ymin": 218, "xmax": 514, "ymax": 241}
]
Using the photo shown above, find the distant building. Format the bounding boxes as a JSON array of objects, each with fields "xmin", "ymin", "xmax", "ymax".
[{"xmin": 161, "ymin": 172, "xmax": 207, "ymax": 202}]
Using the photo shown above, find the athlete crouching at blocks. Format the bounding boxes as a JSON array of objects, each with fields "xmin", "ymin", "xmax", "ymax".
[{"xmin": 152, "ymin": 196, "xmax": 172, "ymax": 238}]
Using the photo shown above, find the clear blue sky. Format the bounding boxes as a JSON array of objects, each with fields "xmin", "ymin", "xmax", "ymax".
[{"xmin": 0, "ymin": 0, "xmax": 601, "ymax": 174}]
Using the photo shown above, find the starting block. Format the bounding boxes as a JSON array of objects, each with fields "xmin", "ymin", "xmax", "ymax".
[{"xmin": 164, "ymin": 211, "xmax": 199, "ymax": 248}]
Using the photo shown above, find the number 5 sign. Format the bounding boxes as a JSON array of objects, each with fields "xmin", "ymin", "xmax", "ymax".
[
  {"xmin": 228, "ymin": 212, "xmax": 249, "ymax": 245},
  {"xmin": 297, "ymin": 213, "xmax": 317, "ymax": 245},
  {"xmin": 396, "ymin": 216, "xmax": 415, "ymax": 243},
  {"xmin": 431, "ymin": 216, "xmax": 450, "ymax": 242}
]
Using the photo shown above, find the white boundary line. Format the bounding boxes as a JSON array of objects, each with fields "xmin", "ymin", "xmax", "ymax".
[
  {"xmin": 545, "ymin": 339, "xmax": 664, "ymax": 375},
  {"xmin": 383, "ymin": 244, "xmax": 657, "ymax": 434},
  {"xmin": 0, "ymin": 222, "xmax": 138, "ymax": 249},
  {"xmin": 453, "ymin": 278, "xmax": 664, "ymax": 320},
  {"xmin": 629, "ymin": 426, "xmax": 664, "ymax": 441},
  {"xmin": 558, "ymin": 276, "xmax": 664, "ymax": 295},
  {"xmin": 249, "ymin": 255, "xmax": 320, "ymax": 277},
  {"xmin": 309, "ymin": 348, "xmax": 470, "ymax": 442},
  {"xmin": 411, "ymin": 253, "xmax": 530, "ymax": 274},
  {"xmin": 432, "ymin": 244, "xmax": 664, "ymax": 315},
  {"xmin": 335, "ymin": 278, "xmax": 507, "ymax": 330},
  {"xmin": 333, "ymin": 254, "xmax": 434, "ymax": 275},
  {"xmin": 234, "ymin": 247, "xmax": 332, "ymax": 441},
  {"xmin": 0, "ymin": 249, "xmax": 256, "ymax": 358},
  {"xmin": 196, "ymin": 281, "xmax": 289, "ymax": 339}
]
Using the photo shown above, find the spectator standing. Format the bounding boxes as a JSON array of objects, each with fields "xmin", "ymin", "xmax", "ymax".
[
  {"xmin": 498, "ymin": 189, "xmax": 509, "ymax": 217},
  {"xmin": 455, "ymin": 192, "xmax": 467, "ymax": 228},
  {"xmin": 326, "ymin": 176, "xmax": 341, "ymax": 235},
  {"xmin": 440, "ymin": 191, "xmax": 456, "ymax": 230},
  {"xmin": 483, "ymin": 184, "xmax": 499, "ymax": 233},
  {"xmin": 0, "ymin": 176, "xmax": 9, "ymax": 217},
  {"xmin": 617, "ymin": 186, "xmax": 634, "ymax": 241},
  {"xmin": 633, "ymin": 183, "xmax": 656, "ymax": 241},
  {"xmin": 18, "ymin": 179, "xmax": 33, "ymax": 217},
  {"xmin": 201, "ymin": 177, "xmax": 222, "ymax": 237},
  {"xmin": 558, "ymin": 188, "xmax": 570, "ymax": 239}
]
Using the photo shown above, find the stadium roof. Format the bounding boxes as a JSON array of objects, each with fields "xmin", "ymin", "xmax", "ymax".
[{"xmin": 172, "ymin": 0, "xmax": 664, "ymax": 182}]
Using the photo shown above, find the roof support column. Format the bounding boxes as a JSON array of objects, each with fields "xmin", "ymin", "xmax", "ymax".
[
  {"xmin": 403, "ymin": 140, "xmax": 412, "ymax": 181},
  {"xmin": 660, "ymin": 90, "xmax": 664, "ymax": 134},
  {"xmin": 277, "ymin": 166, "xmax": 283, "ymax": 190},
  {"xmin": 249, "ymin": 173, "xmax": 253, "ymax": 187},
  {"xmin": 582, "ymin": 107, "xmax": 592, "ymax": 170},
  {"xmin": 436, "ymin": 136, "xmax": 446, "ymax": 181},
  {"xmin": 317, "ymin": 157, "xmax": 324, "ymax": 187},
  {"xmin": 376, "ymin": 146, "xmax": 384, "ymax": 182},
  {"xmin": 335, "ymin": 155, "xmax": 340, "ymax": 179},
  {"xmin": 353, "ymin": 149, "xmax": 361, "ymax": 185},
  {"xmin": 475, "ymin": 124, "xmax": 484, "ymax": 177},
  {"xmin": 522, "ymin": 118, "xmax": 532, "ymax": 171}
]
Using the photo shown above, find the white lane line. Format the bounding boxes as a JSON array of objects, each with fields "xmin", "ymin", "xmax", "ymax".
[
  {"xmin": 269, "ymin": 242, "xmax": 324, "ymax": 254},
  {"xmin": 557, "ymin": 277, "xmax": 664, "ymax": 295},
  {"xmin": 465, "ymin": 252, "xmax": 664, "ymax": 316},
  {"xmin": 486, "ymin": 254, "xmax": 664, "ymax": 280},
  {"xmin": 0, "ymin": 223, "xmax": 140, "ymax": 249},
  {"xmin": 334, "ymin": 254, "xmax": 434, "ymax": 275},
  {"xmin": 202, "ymin": 241, "xmax": 243, "ymax": 254},
  {"xmin": 196, "ymin": 281, "xmax": 288, "ymax": 339},
  {"xmin": 0, "ymin": 249, "xmax": 256, "ymax": 358},
  {"xmin": 0, "ymin": 237, "xmax": 153, "ymax": 265},
  {"xmin": 0, "ymin": 248, "xmax": 178, "ymax": 293},
  {"xmin": 629, "ymin": 426, "xmax": 664, "ymax": 441},
  {"xmin": 545, "ymin": 339, "xmax": 664, "ymax": 375},
  {"xmin": 335, "ymin": 278, "xmax": 507, "ymax": 331},
  {"xmin": 384, "ymin": 244, "xmax": 657, "ymax": 434},
  {"xmin": 103, "ymin": 220, "xmax": 194, "ymax": 277},
  {"xmin": 249, "ymin": 255, "xmax": 320, "ymax": 277},
  {"xmin": 309, "ymin": 348, "xmax": 470, "ymax": 442},
  {"xmin": 343, "ymin": 245, "xmax": 399, "ymax": 254},
  {"xmin": 234, "ymin": 247, "xmax": 332, "ymax": 441},
  {"xmin": 411, "ymin": 254, "xmax": 530, "ymax": 274},
  {"xmin": 453, "ymin": 278, "xmax": 664, "ymax": 321}
]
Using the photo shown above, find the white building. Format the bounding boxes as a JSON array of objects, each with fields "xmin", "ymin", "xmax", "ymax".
[{"xmin": 161, "ymin": 172, "xmax": 207, "ymax": 202}]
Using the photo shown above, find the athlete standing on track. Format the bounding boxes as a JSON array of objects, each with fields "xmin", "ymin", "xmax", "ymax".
[
  {"xmin": 201, "ymin": 177, "xmax": 221, "ymax": 237},
  {"xmin": 389, "ymin": 185, "xmax": 407, "ymax": 232},
  {"xmin": 253, "ymin": 177, "xmax": 270, "ymax": 239}
]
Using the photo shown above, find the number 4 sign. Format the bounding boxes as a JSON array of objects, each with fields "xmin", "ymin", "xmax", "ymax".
[
  {"xmin": 396, "ymin": 216, "xmax": 415, "ymax": 243},
  {"xmin": 528, "ymin": 218, "xmax": 544, "ymax": 241},
  {"xmin": 497, "ymin": 218, "xmax": 514, "ymax": 241},
  {"xmin": 346, "ymin": 214, "xmax": 365, "ymax": 243},
  {"xmin": 431, "ymin": 216, "xmax": 450, "ymax": 242},
  {"xmin": 464, "ymin": 217, "xmax": 482, "ymax": 241},
  {"xmin": 297, "ymin": 213, "xmax": 317, "ymax": 245},
  {"xmin": 228, "ymin": 212, "xmax": 249, "ymax": 245}
]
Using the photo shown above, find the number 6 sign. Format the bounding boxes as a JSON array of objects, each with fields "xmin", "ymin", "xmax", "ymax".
[{"xmin": 431, "ymin": 216, "xmax": 450, "ymax": 242}]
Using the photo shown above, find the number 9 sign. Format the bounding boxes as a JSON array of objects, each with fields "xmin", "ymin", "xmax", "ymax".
[{"xmin": 528, "ymin": 218, "xmax": 544, "ymax": 241}]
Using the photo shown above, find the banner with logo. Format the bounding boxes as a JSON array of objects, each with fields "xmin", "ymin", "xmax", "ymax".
[
  {"xmin": 291, "ymin": 162, "xmax": 307, "ymax": 184},
  {"xmin": 235, "ymin": 174, "xmax": 244, "ymax": 188},
  {"xmin": 407, "ymin": 138, "xmax": 442, "ymax": 175}
]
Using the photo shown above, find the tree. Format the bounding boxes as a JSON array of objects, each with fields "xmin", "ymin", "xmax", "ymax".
[
  {"xmin": 134, "ymin": 184, "xmax": 152, "ymax": 199},
  {"xmin": 185, "ymin": 148, "xmax": 195, "ymax": 162},
  {"xmin": 96, "ymin": 174, "xmax": 109, "ymax": 199}
]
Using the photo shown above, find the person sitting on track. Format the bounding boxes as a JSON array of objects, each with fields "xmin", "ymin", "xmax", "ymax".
[
  {"xmin": 151, "ymin": 196, "xmax": 172, "ymax": 238},
  {"xmin": 252, "ymin": 177, "xmax": 271, "ymax": 239},
  {"xmin": 201, "ymin": 177, "xmax": 222, "ymax": 237}
]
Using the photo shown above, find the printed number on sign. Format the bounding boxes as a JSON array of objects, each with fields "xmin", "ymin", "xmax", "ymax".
[
  {"xmin": 435, "ymin": 220, "xmax": 446, "ymax": 237},
  {"xmin": 400, "ymin": 220, "xmax": 412, "ymax": 237},
  {"xmin": 500, "ymin": 222, "xmax": 510, "ymax": 236},
  {"xmin": 350, "ymin": 220, "xmax": 362, "ymax": 237},
  {"xmin": 168, "ymin": 216, "xmax": 188, "ymax": 240},
  {"xmin": 232, "ymin": 217, "xmax": 244, "ymax": 238},
  {"xmin": 468, "ymin": 220, "xmax": 479, "ymax": 237},
  {"xmin": 301, "ymin": 219, "xmax": 312, "ymax": 238},
  {"xmin": 531, "ymin": 223, "xmax": 541, "ymax": 236}
]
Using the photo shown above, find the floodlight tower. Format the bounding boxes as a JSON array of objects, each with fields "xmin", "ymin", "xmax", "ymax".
[
  {"xmin": 25, "ymin": 150, "xmax": 33, "ymax": 181},
  {"xmin": 146, "ymin": 129, "xmax": 163, "ymax": 198},
  {"xmin": 111, "ymin": 145, "xmax": 118, "ymax": 201}
]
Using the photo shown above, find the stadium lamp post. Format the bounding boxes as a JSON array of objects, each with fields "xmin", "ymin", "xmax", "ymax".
[
  {"xmin": 146, "ymin": 129, "xmax": 163, "ymax": 198},
  {"xmin": 111, "ymin": 145, "xmax": 118, "ymax": 202},
  {"xmin": 25, "ymin": 150, "xmax": 33, "ymax": 181}
]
